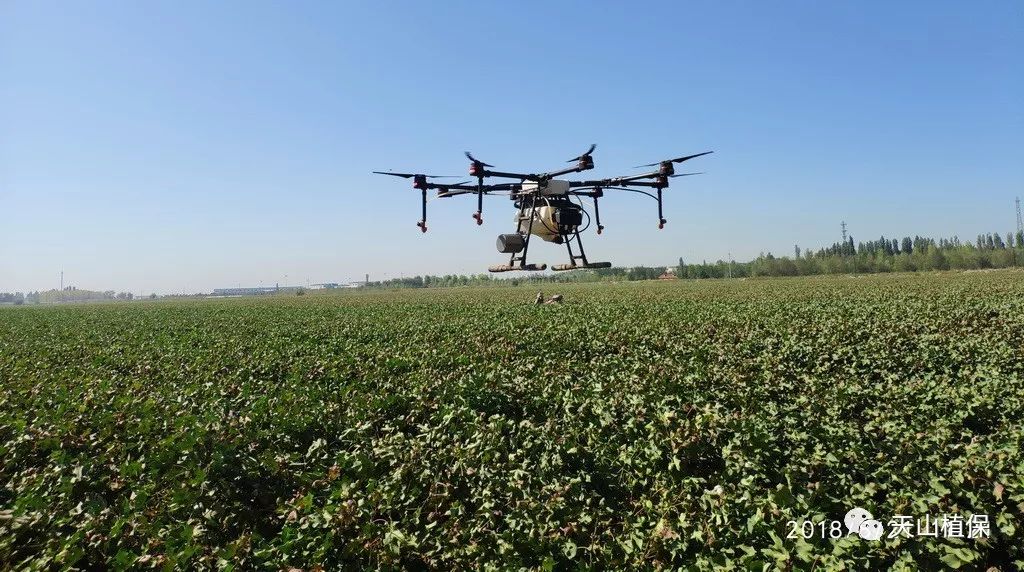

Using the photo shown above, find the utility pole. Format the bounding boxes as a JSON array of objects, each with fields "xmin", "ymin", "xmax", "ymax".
[
  {"xmin": 59, "ymin": 270, "xmax": 63, "ymax": 303},
  {"xmin": 1015, "ymin": 197, "xmax": 1023, "ymax": 266},
  {"xmin": 727, "ymin": 252, "xmax": 733, "ymax": 279},
  {"xmin": 1016, "ymin": 197, "xmax": 1022, "ymax": 233},
  {"xmin": 841, "ymin": 221, "xmax": 848, "ymax": 243}
]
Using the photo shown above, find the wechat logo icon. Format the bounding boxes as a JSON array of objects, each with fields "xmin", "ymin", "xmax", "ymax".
[{"xmin": 845, "ymin": 507, "xmax": 884, "ymax": 541}]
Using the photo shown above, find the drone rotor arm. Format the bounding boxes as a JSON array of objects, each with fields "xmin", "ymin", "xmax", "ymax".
[
  {"xmin": 570, "ymin": 172, "xmax": 664, "ymax": 189},
  {"xmin": 573, "ymin": 186, "xmax": 659, "ymax": 201},
  {"xmin": 605, "ymin": 186, "xmax": 660, "ymax": 201}
]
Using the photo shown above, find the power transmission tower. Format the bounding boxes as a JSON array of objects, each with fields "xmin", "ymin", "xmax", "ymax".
[
  {"xmin": 1017, "ymin": 197, "xmax": 1022, "ymax": 233},
  {"xmin": 841, "ymin": 221, "xmax": 848, "ymax": 243}
]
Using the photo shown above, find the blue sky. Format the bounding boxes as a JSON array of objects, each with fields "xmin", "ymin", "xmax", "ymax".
[{"xmin": 1, "ymin": 1, "xmax": 1021, "ymax": 294}]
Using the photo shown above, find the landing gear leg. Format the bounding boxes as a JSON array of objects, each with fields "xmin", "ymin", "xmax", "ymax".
[
  {"xmin": 552, "ymin": 232, "xmax": 610, "ymax": 271},
  {"xmin": 560, "ymin": 232, "xmax": 588, "ymax": 267}
]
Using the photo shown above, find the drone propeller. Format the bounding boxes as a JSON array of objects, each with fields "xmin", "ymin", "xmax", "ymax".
[
  {"xmin": 670, "ymin": 172, "xmax": 704, "ymax": 178},
  {"xmin": 634, "ymin": 151, "xmax": 714, "ymax": 168},
  {"xmin": 435, "ymin": 180, "xmax": 472, "ymax": 190},
  {"xmin": 566, "ymin": 143, "xmax": 597, "ymax": 163},
  {"xmin": 436, "ymin": 190, "xmax": 470, "ymax": 199},
  {"xmin": 464, "ymin": 152, "xmax": 493, "ymax": 167},
  {"xmin": 372, "ymin": 171, "xmax": 461, "ymax": 179}
]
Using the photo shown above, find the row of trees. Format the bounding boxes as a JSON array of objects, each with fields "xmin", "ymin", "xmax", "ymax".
[
  {"xmin": 363, "ymin": 231, "xmax": 1024, "ymax": 288},
  {"xmin": 0, "ymin": 292, "xmax": 28, "ymax": 305},
  {"xmin": 806, "ymin": 232, "xmax": 1023, "ymax": 258},
  {"xmin": 0, "ymin": 289, "xmax": 140, "ymax": 305},
  {"xmin": 361, "ymin": 265, "xmax": 675, "ymax": 289},
  {"xmin": 678, "ymin": 231, "xmax": 1024, "ymax": 279},
  {"xmin": 7, "ymin": 231, "xmax": 1021, "ymax": 300}
]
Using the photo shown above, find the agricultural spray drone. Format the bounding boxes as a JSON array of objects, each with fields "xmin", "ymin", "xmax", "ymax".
[{"xmin": 374, "ymin": 145, "xmax": 712, "ymax": 272}]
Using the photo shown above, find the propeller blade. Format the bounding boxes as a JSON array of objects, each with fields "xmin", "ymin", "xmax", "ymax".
[
  {"xmin": 566, "ymin": 143, "xmax": 597, "ymax": 163},
  {"xmin": 373, "ymin": 171, "xmax": 461, "ymax": 179},
  {"xmin": 670, "ymin": 172, "xmax": 704, "ymax": 178},
  {"xmin": 438, "ymin": 185, "xmax": 513, "ymax": 198},
  {"xmin": 670, "ymin": 150, "xmax": 713, "ymax": 164},
  {"xmin": 633, "ymin": 150, "xmax": 714, "ymax": 168},
  {"xmin": 437, "ymin": 189, "xmax": 479, "ymax": 198},
  {"xmin": 464, "ymin": 151, "xmax": 494, "ymax": 167}
]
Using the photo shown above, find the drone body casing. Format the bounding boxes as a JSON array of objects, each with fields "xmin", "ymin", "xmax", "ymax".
[
  {"xmin": 517, "ymin": 205, "xmax": 564, "ymax": 243},
  {"xmin": 520, "ymin": 179, "xmax": 571, "ymax": 196}
]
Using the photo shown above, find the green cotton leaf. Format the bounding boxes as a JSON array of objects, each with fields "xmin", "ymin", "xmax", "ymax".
[
  {"xmin": 939, "ymin": 552, "xmax": 963, "ymax": 569},
  {"xmin": 306, "ymin": 438, "xmax": 325, "ymax": 457},
  {"xmin": 563, "ymin": 541, "xmax": 578, "ymax": 559},
  {"xmin": 930, "ymin": 477, "xmax": 951, "ymax": 496},
  {"xmin": 996, "ymin": 511, "xmax": 1016, "ymax": 536},
  {"xmin": 762, "ymin": 546, "xmax": 790, "ymax": 563},
  {"xmin": 764, "ymin": 530, "xmax": 788, "ymax": 561},
  {"xmin": 771, "ymin": 486, "xmax": 795, "ymax": 507},
  {"xmin": 745, "ymin": 511, "xmax": 762, "ymax": 534},
  {"xmin": 793, "ymin": 538, "xmax": 816, "ymax": 562},
  {"xmin": 952, "ymin": 547, "xmax": 977, "ymax": 562}
]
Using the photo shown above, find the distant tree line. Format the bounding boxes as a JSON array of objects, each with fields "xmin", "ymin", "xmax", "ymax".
[
  {"xmin": 361, "ymin": 265, "xmax": 676, "ymax": 290},
  {"xmin": 6, "ymin": 230, "xmax": 1021, "ymax": 300},
  {"xmin": 678, "ymin": 231, "xmax": 1024, "ymax": 279},
  {"xmin": 363, "ymin": 230, "xmax": 1024, "ymax": 289},
  {"xmin": 0, "ymin": 288, "xmax": 138, "ymax": 305},
  {"xmin": 0, "ymin": 292, "xmax": 27, "ymax": 305}
]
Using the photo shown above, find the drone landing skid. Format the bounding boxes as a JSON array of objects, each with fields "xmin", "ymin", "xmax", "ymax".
[
  {"xmin": 488, "ymin": 263, "xmax": 547, "ymax": 273},
  {"xmin": 552, "ymin": 262, "xmax": 612, "ymax": 272}
]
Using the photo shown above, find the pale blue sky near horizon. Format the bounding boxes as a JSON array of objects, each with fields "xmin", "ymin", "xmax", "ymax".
[{"xmin": 1, "ymin": 1, "xmax": 1021, "ymax": 294}]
